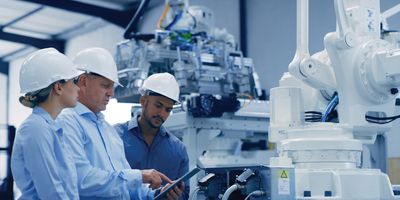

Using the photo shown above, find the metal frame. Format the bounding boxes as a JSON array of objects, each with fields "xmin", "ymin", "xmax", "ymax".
[
  {"xmin": 0, "ymin": 125, "xmax": 16, "ymax": 200},
  {"xmin": 239, "ymin": 0, "xmax": 248, "ymax": 57},
  {"xmin": 163, "ymin": 101, "xmax": 270, "ymax": 193},
  {"xmin": 22, "ymin": 0, "xmax": 138, "ymax": 28},
  {"xmin": 0, "ymin": 30, "xmax": 65, "ymax": 52},
  {"xmin": 0, "ymin": 61, "xmax": 8, "ymax": 76}
]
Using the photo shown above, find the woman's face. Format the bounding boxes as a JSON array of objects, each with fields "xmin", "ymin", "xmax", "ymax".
[{"xmin": 59, "ymin": 78, "xmax": 80, "ymax": 108}]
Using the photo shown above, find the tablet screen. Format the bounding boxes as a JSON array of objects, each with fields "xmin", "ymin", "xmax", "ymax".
[{"xmin": 154, "ymin": 167, "xmax": 201, "ymax": 200}]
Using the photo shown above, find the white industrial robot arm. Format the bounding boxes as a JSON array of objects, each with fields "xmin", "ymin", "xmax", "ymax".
[
  {"xmin": 288, "ymin": 0, "xmax": 336, "ymax": 91},
  {"xmin": 268, "ymin": 1, "xmax": 400, "ymax": 198},
  {"xmin": 381, "ymin": 3, "xmax": 400, "ymax": 30},
  {"xmin": 323, "ymin": 0, "xmax": 400, "ymax": 137}
]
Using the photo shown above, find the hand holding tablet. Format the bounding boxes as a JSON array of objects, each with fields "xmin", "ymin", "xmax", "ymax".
[{"xmin": 154, "ymin": 167, "xmax": 201, "ymax": 200}]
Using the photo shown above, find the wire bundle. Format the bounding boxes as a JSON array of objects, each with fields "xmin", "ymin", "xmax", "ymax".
[
  {"xmin": 305, "ymin": 111, "xmax": 322, "ymax": 122},
  {"xmin": 365, "ymin": 114, "xmax": 400, "ymax": 124},
  {"xmin": 321, "ymin": 92, "xmax": 339, "ymax": 122}
]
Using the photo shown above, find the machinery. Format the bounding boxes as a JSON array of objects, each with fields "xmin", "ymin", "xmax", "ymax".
[
  {"xmin": 115, "ymin": 0, "xmax": 271, "ymax": 198},
  {"xmin": 267, "ymin": 0, "xmax": 400, "ymax": 199},
  {"xmin": 116, "ymin": 0, "xmax": 400, "ymax": 199},
  {"xmin": 190, "ymin": 0, "xmax": 400, "ymax": 199},
  {"xmin": 115, "ymin": 0, "xmax": 263, "ymax": 103}
]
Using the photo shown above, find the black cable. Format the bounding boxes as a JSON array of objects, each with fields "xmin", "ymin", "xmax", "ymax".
[
  {"xmin": 305, "ymin": 111, "xmax": 322, "ymax": 122},
  {"xmin": 305, "ymin": 117, "xmax": 322, "ymax": 122},
  {"xmin": 365, "ymin": 113, "xmax": 400, "ymax": 124},
  {"xmin": 305, "ymin": 111, "xmax": 322, "ymax": 115},
  {"xmin": 123, "ymin": 0, "xmax": 151, "ymax": 39},
  {"xmin": 365, "ymin": 114, "xmax": 400, "ymax": 120},
  {"xmin": 366, "ymin": 118, "xmax": 396, "ymax": 124},
  {"xmin": 187, "ymin": 10, "xmax": 197, "ymax": 30},
  {"xmin": 320, "ymin": 89, "xmax": 333, "ymax": 101}
]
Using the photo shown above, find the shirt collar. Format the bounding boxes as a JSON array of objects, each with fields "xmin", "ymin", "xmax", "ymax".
[
  {"xmin": 33, "ymin": 106, "xmax": 62, "ymax": 132},
  {"xmin": 74, "ymin": 102, "xmax": 105, "ymax": 121},
  {"xmin": 128, "ymin": 112, "xmax": 168, "ymax": 137}
]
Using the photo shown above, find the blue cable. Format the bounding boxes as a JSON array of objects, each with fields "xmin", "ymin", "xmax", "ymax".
[
  {"xmin": 321, "ymin": 93, "xmax": 338, "ymax": 122},
  {"xmin": 165, "ymin": 11, "xmax": 183, "ymax": 30}
]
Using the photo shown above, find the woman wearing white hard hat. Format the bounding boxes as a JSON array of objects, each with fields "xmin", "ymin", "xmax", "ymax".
[{"xmin": 11, "ymin": 48, "xmax": 82, "ymax": 199}]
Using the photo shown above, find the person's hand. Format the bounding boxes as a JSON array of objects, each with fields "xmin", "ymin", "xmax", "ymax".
[
  {"xmin": 161, "ymin": 181, "xmax": 184, "ymax": 200},
  {"xmin": 141, "ymin": 169, "xmax": 172, "ymax": 189}
]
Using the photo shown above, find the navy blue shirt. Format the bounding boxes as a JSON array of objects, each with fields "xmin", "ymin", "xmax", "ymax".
[{"xmin": 114, "ymin": 114, "xmax": 190, "ymax": 200}]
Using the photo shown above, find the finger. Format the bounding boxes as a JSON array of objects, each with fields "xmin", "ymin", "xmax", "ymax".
[
  {"xmin": 153, "ymin": 178, "xmax": 162, "ymax": 189},
  {"xmin": 179, "ymin": 182, "xmax": 185, "ymax": 190},
  {"xmin": 161, "ymin": 183, "xmax": 172, "ymax": 192},
  {"xmin": 168, "ymin": 189, "xmax": 179, "ymax": 200},
  {"xmin": 166, "ymin": 192, "xmax": 173, "ymax": 200},
  {"xmin": 150, "ymin": 178, "xmax": 162, "ymax": 189},
  {"xmin": 158, "ymin": 172, "xmax": 173, "ymax": 183},
  {"xmin": 149, "ymin": 181, "xmax": 158, "ymax": 190},
  {"xmin": 173, "ymin": 185, "xmax": 183, "ymax": 196}
]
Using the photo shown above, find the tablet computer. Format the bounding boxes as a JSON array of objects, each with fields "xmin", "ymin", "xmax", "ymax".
[{"xmin": 154, "ymin": 167, "xmax": 201, "ymax": 200}]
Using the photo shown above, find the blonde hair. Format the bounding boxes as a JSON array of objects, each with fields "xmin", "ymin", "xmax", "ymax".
[{"xmin": 19, "ymin": 80, "xmax": 65, "ymax": 108}]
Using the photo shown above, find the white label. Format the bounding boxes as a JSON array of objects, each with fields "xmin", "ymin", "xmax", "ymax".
[{"xmin": 278, "ymin": 178, "xmax": 290, "ymax": 195}]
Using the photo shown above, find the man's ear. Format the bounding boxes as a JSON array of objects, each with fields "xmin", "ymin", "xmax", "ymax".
[
  {"xmin": 78, "ymin": 74, "xmax": 89, "ymax": 88},
  {"xmin": 139, "ymin": 96, "xmax": 146, "ymax": 107}
]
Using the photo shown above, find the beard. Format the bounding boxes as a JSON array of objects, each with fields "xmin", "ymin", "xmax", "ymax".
[
  {"xmin": 143, "ymin": 103, "xmax": 164, "ymax": 128},
  {"xmin": 149, "ymin": 116, "xmax": 164, "ymax": 128}
]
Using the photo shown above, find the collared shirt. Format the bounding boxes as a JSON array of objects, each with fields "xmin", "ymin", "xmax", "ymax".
[
  {"xmin": 114, "ymin": 114, "xmax": 189, "ymax": 200},
  {"xmin": 57, "ymin": 102, "xmax": 154, "ymax": 200},
  {"xmin": 11, "ymin": 106, "xmax": 79, "ymax": 200}
]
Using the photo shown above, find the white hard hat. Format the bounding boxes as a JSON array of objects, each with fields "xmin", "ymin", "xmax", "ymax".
[
  {"xmin": 73, "ymin": 47, "xmax": 122, "ymax": 86},
  {"xmin": 19, "ymin": 48, "xmax": 82, "ymax": 93},
  {"xmin": 139, "ymin": 73, "xmax": 180, "ymax": 103}
]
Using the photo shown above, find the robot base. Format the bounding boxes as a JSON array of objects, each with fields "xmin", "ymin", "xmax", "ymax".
[{"xmin": 293, "ymin": 168, "xmax": 399, "ymax": 200}]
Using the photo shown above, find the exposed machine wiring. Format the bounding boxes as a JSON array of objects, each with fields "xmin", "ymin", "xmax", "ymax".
[
  {"xmin": 238, "ymin": 93, "xmax": 254, "ymax": 108},
  {"xmin": 244, "ymin": 190, "xmax": 266, "ymax": 200},
  {"xmin": 221, "ymin": 184, "xmax": 240, "ymax": 200},
  {"xmin": 188, "ymin": 186, "xmax": 200, "ymax": 200},
  {"xmin": 123, "ymin": 0, "xmax": 151, "ymax": 39},
  {"xmin": 157, "ymin": 3, "xmax": 171, "ymax": 29},
  {"xmin": 365, "ymin": 114, "xmax": 400, "ymax": 124},
  {"xmin": 165, "ymin": 10, "xmax": 184, "ymax": 30},
  {"xmin": 321, "ymin": 92, "xmax": 338, "ymax": 122},
  {"xmin": 305, "ymin": 111, "xmax": 322, "ymax": 122}
]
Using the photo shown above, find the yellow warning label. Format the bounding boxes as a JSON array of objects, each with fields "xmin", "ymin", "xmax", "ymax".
[{"xmin": 278, "ymin": 170, "xmax": 289, "ymax": 178}]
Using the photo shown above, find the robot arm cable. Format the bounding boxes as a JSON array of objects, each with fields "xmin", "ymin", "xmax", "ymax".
[
  {"xmin": 157, "ymin": 3, "xmax": 171, "ymax": 29},
  {"xmin": 321, "ymin": 92, "xmax": 339, "ymax": 122},
  {"xmin": 123, "ymin": 0, "xmax": 151, "ymax": 39},
  {"xmin": 305, "ymin": 111, "xmax": 322, "ymax": 122},
  {"xmin": 165, "ymin": 10, "xmax": 184, "ymax": 30},
  {"xmin": 244, "ymin": 190, "xmax": 266, "ymax": 200},
  {"xmin": 188, "ymin": 186, "xmax": 200, "ymax": 200},
  {"xmin": 365, "ymin": 114, "xmax": 400, "ymax": 124},
  {"xmin": 221, "ymin": 184, "xmax": 240, "ymax": 200}
]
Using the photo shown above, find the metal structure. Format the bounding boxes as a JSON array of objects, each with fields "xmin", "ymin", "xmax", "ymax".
[
  {"xmin": 114, "ymin": 0, "xmax": 270, "ymax": 198},
  {"xmin": 117, "ymin": 0, "xmax": 400, "ymax": 199},
  {"xmin": 115, "ymin": 0, "xmax": 263, "ymax": 103},
  {"xmin": 197, "ymin": 1, "xmax": 400, "ymax": 199},
  {"xmin": 0, "ymin": 125, "xmax": 15, "ymax": 200},
  {"xmin": 266, "ymin": 0, "xmax": 400, "ymax": 199}
]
